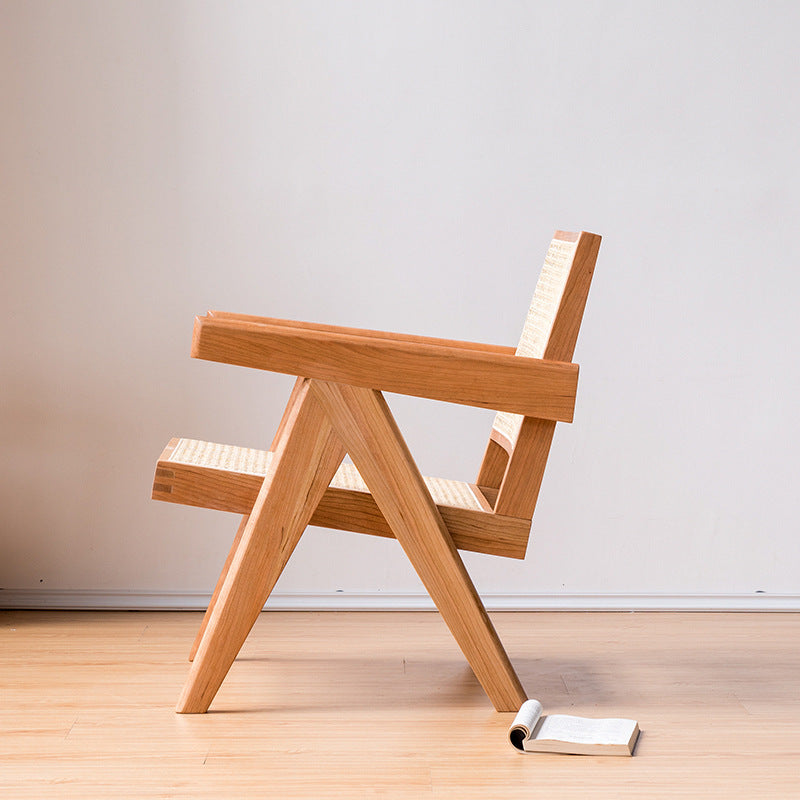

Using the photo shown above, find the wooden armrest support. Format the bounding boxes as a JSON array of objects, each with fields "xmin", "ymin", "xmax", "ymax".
[{"xmin": 192, "ymin": 314, "xmax": 579, "ymax": 422}]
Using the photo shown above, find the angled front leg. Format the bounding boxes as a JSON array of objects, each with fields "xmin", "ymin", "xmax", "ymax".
[
  {"xmin": 177, "ymin": 379, "xmax": 346, "ymax": 713},
  {"xmin": 189, "ymin": 514, "xmax": 249, "ymax": 662},
  {"xmin": 189, "ymin": 377, "xmax": 308, "ymax": 663},
  {"xmin": 310, "ymin": 380, "xmax": 527, "ymax": 712}
]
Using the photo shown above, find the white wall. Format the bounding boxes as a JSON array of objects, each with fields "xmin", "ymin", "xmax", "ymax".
[{"xmin": 2, "ymin": 1, "xmax": 799, "ymax": 609}]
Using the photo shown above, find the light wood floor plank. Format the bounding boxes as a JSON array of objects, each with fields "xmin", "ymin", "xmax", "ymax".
[{"xmin": 1, "ymin": 610, "xmax": 799, "ymax": 798}]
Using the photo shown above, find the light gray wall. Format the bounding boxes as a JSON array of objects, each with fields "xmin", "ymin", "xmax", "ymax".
[{"xmin": 2, "ymin": 1, "xmax": 798, "ymax": 609}]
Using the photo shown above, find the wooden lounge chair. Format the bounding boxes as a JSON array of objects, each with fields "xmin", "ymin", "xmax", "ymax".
[{"xmin": 152, "ymin": 230, "xmax": 601, "ymax": 713}]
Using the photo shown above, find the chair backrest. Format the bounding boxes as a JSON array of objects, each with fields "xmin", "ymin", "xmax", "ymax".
[{"xmin": 476, "ymin": 230, "xmax": 601, "ymax": 520}]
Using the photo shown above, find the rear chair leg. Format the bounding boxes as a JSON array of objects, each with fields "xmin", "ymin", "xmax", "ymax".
[{"xmin": 311, "ymin": 380, "xmax": 527, "ymax": 712}]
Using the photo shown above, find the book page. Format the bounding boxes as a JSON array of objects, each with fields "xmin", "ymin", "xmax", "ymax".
[
  {"xmin": 534, "ymin": 714, "xmax": 637, "ymax": 746},
  {"xmin": 508, "ymin": 699, "xmax": 544, "ymax": 751}
]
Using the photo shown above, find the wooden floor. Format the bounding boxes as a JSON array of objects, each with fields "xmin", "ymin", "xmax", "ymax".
[{"xmin": 1, "ymin": 610, "xmax": 798, "ymax": 798}]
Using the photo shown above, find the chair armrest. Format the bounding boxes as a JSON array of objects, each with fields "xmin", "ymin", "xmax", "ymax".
[
  {"xmin": 204, "ymin": 311, "xmax": 519, "ymax": 355},
  {"xmin": 192, "ymin": 314, "xmax": 579, "ymax": 422}
]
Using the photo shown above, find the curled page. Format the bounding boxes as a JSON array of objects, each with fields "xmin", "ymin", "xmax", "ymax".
[{"xmin": 508, "ymin": 699, "xmax": 544, "ymax": 751}]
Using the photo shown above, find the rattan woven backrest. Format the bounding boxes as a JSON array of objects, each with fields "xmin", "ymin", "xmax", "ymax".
[{"xmin": 477, "ymin": 231, "xmax": 600, "ymax": 520}]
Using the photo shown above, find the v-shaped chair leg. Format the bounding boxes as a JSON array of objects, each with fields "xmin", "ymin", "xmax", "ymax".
[
  {"xmin": 310, "ymin": 380, "xmax": 528, "ymax": 712},
  {"xmin": 187, "ymin": 379, "xmax": 309, "ymax": 663},
  {"xmin": 177, "ymin": 379, "xmax": 347, "ymax": 713},
  {"xmin": 189, "ymin": 514, "xmax": 249, "ymax": 662}
]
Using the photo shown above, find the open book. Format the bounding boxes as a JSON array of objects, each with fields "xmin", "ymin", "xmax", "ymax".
[{"xmin": 508, "ymin": 700, "xmax": 640, "ymax": 756}]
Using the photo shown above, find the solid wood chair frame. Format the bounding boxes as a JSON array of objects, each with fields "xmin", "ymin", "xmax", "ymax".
[{"xmin": 152, "ymin": 230, "xmax": 601, "ymax": 713}]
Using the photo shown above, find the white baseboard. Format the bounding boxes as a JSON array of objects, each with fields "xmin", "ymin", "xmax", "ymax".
[{"xmin": 1, "ymin": 589, "xmax": 798, "ymax": 612}]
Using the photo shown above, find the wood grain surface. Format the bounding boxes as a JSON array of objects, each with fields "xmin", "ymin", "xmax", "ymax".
[{"xmin": 2, "ymin": 610, "xmax": 798, "ymax": 799}]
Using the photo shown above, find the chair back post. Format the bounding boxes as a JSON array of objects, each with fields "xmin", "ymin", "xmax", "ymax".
[{"xmin": 477, "ymin": 231, "xmax": 601, "ymax": 520}]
